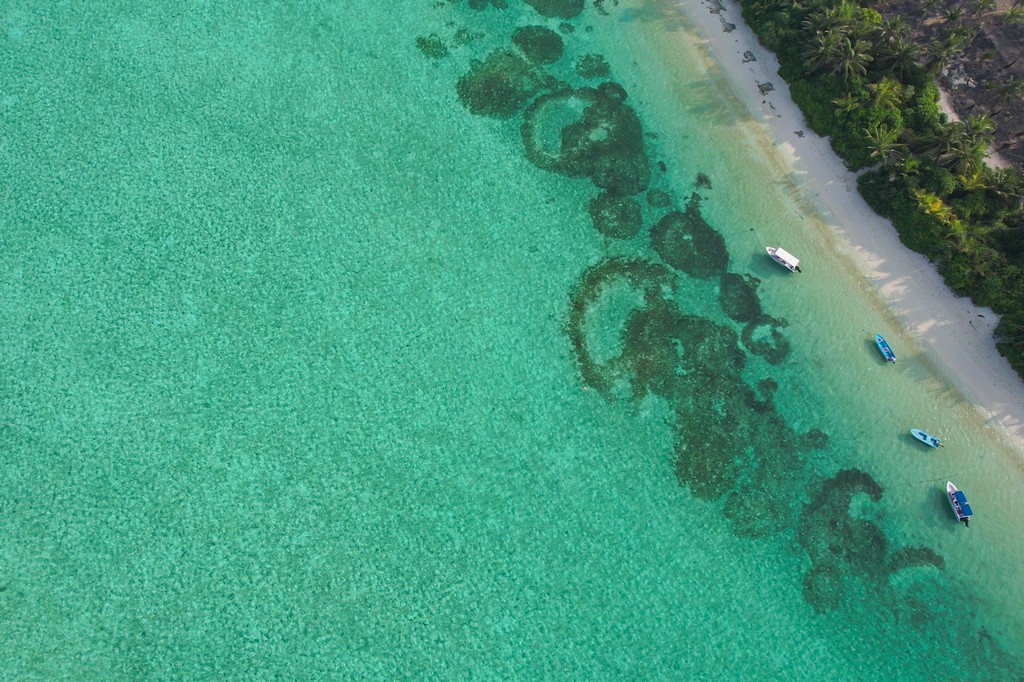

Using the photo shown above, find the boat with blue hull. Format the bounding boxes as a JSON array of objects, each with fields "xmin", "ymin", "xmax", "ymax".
[
  {"xmin": 875, "ymin": 334, "xmax": 896, "ymax": 363},
  {"xmin": 911, "ymin": 428, "xmax": 943, "ymax": 448},
  {"xmin": 946, "ymin": 481, "xmax": 973, "ymax": 527}
]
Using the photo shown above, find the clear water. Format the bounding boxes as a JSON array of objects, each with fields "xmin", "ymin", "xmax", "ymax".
[{"xmin": 1, "ymin": 0, "xmax": 1022, "ymax": 678}]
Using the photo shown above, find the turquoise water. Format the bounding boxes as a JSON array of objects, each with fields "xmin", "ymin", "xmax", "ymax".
[{"xmin": 2, "ymin": 0, "xmax": 1023, "ymax": 677}]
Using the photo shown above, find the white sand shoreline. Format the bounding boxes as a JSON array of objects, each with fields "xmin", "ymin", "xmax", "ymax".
[{"xmin": 674, "ymin": 0, "xmax": 1024, "ymax": 448}]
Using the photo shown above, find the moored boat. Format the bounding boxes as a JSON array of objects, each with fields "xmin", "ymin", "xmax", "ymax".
[
  {"xmin": 766, "ymin": 247, "xmax": 801, "ymax": 273},
  {"xmin": 946, "ymin": 481, "xmax": 973, "ymax": 527},
  {"xmin": 875, "ymin": 334, "xmax": 896, "ymax": 363},
  {"xmin": 911, "ymin": 428, "xmax": 942, "ymax": 448}
]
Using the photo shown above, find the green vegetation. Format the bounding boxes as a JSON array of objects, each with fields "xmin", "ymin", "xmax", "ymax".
[{"xmin": 739, "ymin": 0, "xmax": 1024, "ymax": 377}]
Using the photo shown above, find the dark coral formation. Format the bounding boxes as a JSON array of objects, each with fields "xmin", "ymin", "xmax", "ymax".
[
  {"xmin": 799, "ymin": 470, "xmax": 886, "ymax": 612},
  {"xmin": 646, "ymin": 189, "xmax": 672, "ymax": 208},
  {"xmin": 588, "ymin": 192, "xmax": 643, "ymax": 239},
  {"xmin": 566, "ymin": 256, "xmax": 826, "ymax": 535},
  {"xmin": 797, "ymin": 428, "xmax": 829, "ymax": 451},
  {"xmin": 650, "ymin": 193, "xmax": 729, "ymax": 279},
  {"xmin": 887, "ymin": 547, "xmax": 945, "ymax": 574},
  {"xmin": 566, "ymin": 257, "xmax": 676, "ymax": 394},
  {"xmin": 429, "ymin": 5, "xmax": 1011, "ymax": 671},
  {"xmin": 416, "ymin": 34, "xmax": 449, "ymax": 59},
  {"xmin": 576, "ymin": 53, "xmax": 610, "ymax": 79},
  {"xmin": 711, "ymin": 390, "xmax": 823, "ymax": 536},
  {"xmin": 522, "ymin": 83, "xmax": 651, "ymax": 195},
  {"xmin": 457, "ymin": 49, "xmax": 556, "ymax": 118},
  {"xmin": 718, "ymin": 272, "xmax": 762, "ymax": 323},
  {"xmin": 454, "ymin": 27, "xmax": 484, "ymax": 45},
  {"xmin": 512, "ymin": 26, "xmax": 564, "ymax": 65},
  {"xmin": 797, "ymin": 470, "xmax": 944, "ymax": 614},
  {"xmin": 525, "ymin": 0, "xmax": 585, "ymax": 19},
  {"xmin": 740, "ymin": 315, "xmax": 791, "ymax": 365},
  {"xmin": 443, "ymin": 0, "xmax": 807, "ymax": 536},
  {"xmin": 620, "ymin": 295, "xmax": 747, "ymax": 401}
]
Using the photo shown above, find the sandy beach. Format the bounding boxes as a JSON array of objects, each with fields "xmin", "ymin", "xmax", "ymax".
[{"xmin": 673, "ymin": 0, "xmax": 1024, "ymax": 449}]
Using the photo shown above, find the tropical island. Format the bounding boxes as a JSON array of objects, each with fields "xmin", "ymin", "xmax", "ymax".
[{"xmin": 735, "ymin": 0, "xmax": 1024, "ymax": 377}]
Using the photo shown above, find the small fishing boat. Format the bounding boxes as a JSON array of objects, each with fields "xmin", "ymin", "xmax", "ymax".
[
  {"xmin": 766, "ymin": 247, "xmax": 801, "ymax": 273},
  {"xmin": 875, "ymin": 334, "xmax": 896, "ymax": 363},
  {"xmin": 946, "ymin": 481, "xmax": 973, "ymax": 527},
  {"xmin": 911, "ymin": 428, "xmax": 943, "ymax": 448}
]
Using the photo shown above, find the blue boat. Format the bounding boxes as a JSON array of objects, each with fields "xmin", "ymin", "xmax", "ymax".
[
  {"xmin": 911, "ymin": 428, "xmax": 943, "ymax": 448},
  {"xmin": 946, "ymin": 481, "xmax": 973, "ymax": 527},
  {"xmin": 875, "ymin": 334, "xmax": 896, "ymax": 363}
]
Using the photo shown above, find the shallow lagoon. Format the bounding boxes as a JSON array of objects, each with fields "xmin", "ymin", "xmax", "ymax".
[{"xmin": 1, "ymin": 0, "xmax": 1022, "ymax": 677}]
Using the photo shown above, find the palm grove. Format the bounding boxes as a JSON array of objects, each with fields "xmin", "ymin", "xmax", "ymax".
[{"xmin": 739, "ymin": 0, "xmax": 1024, "ymax": 376}]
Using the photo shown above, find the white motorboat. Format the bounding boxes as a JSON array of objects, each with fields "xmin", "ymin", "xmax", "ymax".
[{"xmin": 766, "ymin": 246, "xmax": 801, "ymax": 273}]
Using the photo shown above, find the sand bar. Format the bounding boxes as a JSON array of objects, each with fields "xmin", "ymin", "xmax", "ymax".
[{"xmin": 674, "ymin": 0, "xmax": 1024, "ymax": 447}]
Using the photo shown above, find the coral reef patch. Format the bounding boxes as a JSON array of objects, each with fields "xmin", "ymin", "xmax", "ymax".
[
  {"xmin": 718, "ymin": 272, "xmax": 763, "ymax": 323},
  {"xmin": 588, "ymin": 192, "xmax": 643, "ymax": 239},
  {"xmin": 650, "ymin": 193, "xmax": 729, "ymax": 279},
  {"xmin": 797, "ymin": 470, "xmax": 944, "ymax": 613},
  {"xmin": 416, "ymin": 34, "xmax": 449, "ymax": 59},
  {"xmin": 576, "ymin": 53, "xmax": 610, "ymax": 79},
  {"xmin": 467, "ymin": 0, "xmax": 509, "ymax": 9},
  {"xmin": 512, "ymin": 26, "xmax": 564, "ymax": 65},
  {"xmin": 522, "ymin": 84, "xmax": 651, "ymax": 195},
  {"xmin": 457, "ymin": 49, "xmax": 557, "ymax": 118},
  {"xmin": 525, "ymin": 0, "xmax": 585, "ymax": 19},
  {"xmin": 741, "ymin": 314, "xmax": 791, "ymax": 365}
]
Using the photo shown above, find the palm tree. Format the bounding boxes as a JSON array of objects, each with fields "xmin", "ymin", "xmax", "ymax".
[
  {"xmin": 972, "ymin": 0, "xmax": 997, "ymax": 17},
  {"xmin": 878, "ymin": 38, "xmax": 920, "ymax": 79},
  {"xmin": 867, "ymin": 77, "xmax": 906, "ymax": 109},
  {"xmin": 966, "ymin": 0, "xmax": 998, "ymax": 42},
  {"xmin": 985, "ymin": 78, "xmax": 1024, "ymax": 116},
  {"xmin": 944, "ymin": 219, "xmax": 978, "ymax": 253},
  {"xmin": 944, "ymin": 6, "xmax": 965, "ymax": 28},
  {"xmin": 987, "ymin": 167, "xmax": 1024, "ymax": 206},
  {"xmin": 923, "ymin": 32, "xmax": 967, "ymax": 75},
  {"xmin": 962, "ymin": 245, "xmax": 998, "ymax": 281},
  {"xmin": 963, "ymin": 113, "xmax": 996, "ymax": 141},
  {"xmin": 995, "ymin": 0, "xmax": 1024, "ymax": 29},
  {"xmin": 875, "ymin": 16, "xmax": 909, "ymax": 47},
  {"xmin": 832, "ymin": 92, "xmax": 865, "ymax": 118},
  {"xmin": 915, "ymin": 188, "xmax": 957, "ymax": 222},
  {"xmin": 915, "ymin": 0, "xmax": 945, "ymax": 35},
  {"xmin": 889, "ymin": 156, "xmax": 922, "ymax": 188},
  {"xmin": 936, "ymin": 116, "xmax": 993, "ymax": 176},
  {"xmin": 803, "ymin": 30, "xmax": 846, "ymax": 75},
  {"xmin": 957, "ymin": 169, "xmax": 991, "ymax": 191},
  {"xmin": 975, "ymin": 2, "xmax": 1017, "ymax": 40},
  {"xmin": 834, "ymin": 37, "xmax": 874, "ymax": 82},
  {"xmin": 802, "ymin": 2, "xmax": 857, "ymax": 36},
  {"xmin": 864, "ymin": 122, "xmax": 907, "ymax": 166},
  {"xmin": 946, "ymin": 141, "xmax": 990, "ymax": 176}
]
